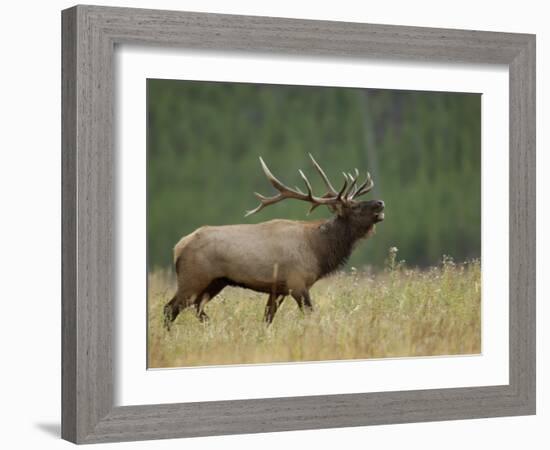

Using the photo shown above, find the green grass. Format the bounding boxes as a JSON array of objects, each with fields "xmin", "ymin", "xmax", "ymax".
[{"xmin": 148, "ymin": 255, "xmax": 481, "ymax": 368}]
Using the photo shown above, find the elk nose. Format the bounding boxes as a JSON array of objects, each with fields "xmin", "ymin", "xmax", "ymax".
[{"xmin": 375, "ymin": 200, "xmax": 385, "ymax": 209}]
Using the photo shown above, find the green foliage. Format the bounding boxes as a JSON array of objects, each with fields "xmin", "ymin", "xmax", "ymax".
[
  {"xmin": 147, "ymin": 79, "xmax": 480, "ymax": 269},
  {"xmin": 147, "ymin": 259, "xmax": 481, "ymax": 367}
]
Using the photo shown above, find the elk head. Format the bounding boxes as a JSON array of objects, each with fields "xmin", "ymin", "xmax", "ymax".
[{"xmin": 245, "ymin": 154, "xmax": 385, "ymax": 234}]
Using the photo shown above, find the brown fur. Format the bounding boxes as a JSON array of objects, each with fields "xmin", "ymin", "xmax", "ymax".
[{"xmin": 163, "ymin": 199, "xmax": 384, "ymax": 329}]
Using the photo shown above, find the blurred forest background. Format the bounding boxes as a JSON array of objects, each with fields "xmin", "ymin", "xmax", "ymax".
[{"xmin": 147, "ymin": 79, "xmax": 481, "ymax": 270}]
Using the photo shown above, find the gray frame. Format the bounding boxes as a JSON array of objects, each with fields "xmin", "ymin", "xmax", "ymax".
[{"xmin": 62, "ymin": 4, "xmax": 536, "ymax": 444}]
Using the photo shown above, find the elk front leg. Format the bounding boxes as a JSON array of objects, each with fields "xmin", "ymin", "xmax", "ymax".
[
  {"xmin": 263, "ymin": 294, "xmax": 285, "ymax": 324},
  {"xmin": 290, "ymin": 290, "xmax": 314, "ymax": 313},
  {"xmin": 302, "ymin": 290, "xmax": 314, "ymax": 311}
]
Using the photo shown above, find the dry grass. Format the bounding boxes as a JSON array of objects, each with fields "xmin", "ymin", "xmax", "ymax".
[{"xmin": 148, "ymin": 255, "xmax": 481, "ymax": 368}]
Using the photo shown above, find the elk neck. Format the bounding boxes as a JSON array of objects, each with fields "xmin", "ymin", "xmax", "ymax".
[{"xmin": 310, "ymin": 214, "xmax": 374, "ymax": 278}]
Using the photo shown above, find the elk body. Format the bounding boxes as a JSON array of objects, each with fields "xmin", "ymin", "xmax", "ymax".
[{"xmin": 163, "ymin": 155, "xmax": 385, "ymax": 329}]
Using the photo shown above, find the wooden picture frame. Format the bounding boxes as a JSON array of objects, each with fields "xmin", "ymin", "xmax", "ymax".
[{"xmin": 61, "ymin": 4, "xmax": 536, "ymax": 444}]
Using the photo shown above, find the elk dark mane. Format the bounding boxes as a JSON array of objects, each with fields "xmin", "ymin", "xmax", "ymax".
[{"xmin": 313, "ymin": 216, "xmax": 376, "ymax": 278}]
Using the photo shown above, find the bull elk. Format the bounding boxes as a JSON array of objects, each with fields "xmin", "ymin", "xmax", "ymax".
[{"xmin": 163, "ymin": 154, "xmax": 384, "ymax": 329}]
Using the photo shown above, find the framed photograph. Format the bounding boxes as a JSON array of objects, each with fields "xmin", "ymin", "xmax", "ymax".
[{"xmin": 61, "ymin": 4, "xmax": 536, "ymax": 444}]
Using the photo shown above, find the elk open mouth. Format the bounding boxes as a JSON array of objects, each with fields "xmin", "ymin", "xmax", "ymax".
[{"xmin": 373, "ymin": 205, "xmax": 385, "ymax": 222}]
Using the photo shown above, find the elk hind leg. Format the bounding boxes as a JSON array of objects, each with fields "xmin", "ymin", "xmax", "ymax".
[
  {"xmin": 163, "ymin": 291, "xmax": 198, "ymax": 330},
  {"xmin": 163, "ymin": 295, "xmax": 180, "ymax": 330},
  {"xmin": 194, "ymin": 278, "xmax": 228, "ymax": 323},
  {"xmin": 195, "ymin": 294, "xmax": 210, "ymax": 323},
  {"xmin": 164, "ymin": 281, "xmax": 210, "ymax": 330}
]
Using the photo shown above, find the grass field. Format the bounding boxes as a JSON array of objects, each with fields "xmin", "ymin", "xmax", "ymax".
[{"xmin": 147, "ymin": 254, "xmax": 481, "ymax": 368}]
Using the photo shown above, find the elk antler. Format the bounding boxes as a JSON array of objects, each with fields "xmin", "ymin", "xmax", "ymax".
[
  {"xmin": 308, "ymin": 154, "xmax": 374, "ymax": 207},
  {"xmin": 245, "ymin": 155, "xmax": 375, "ymax": 216},
  {"xmin": 245, "ymin": 158, "xmax": 346, "ymax": 217},
  {"xmin": 349, "ymin": 170, "xmax": 374, "ymax": 200}
]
